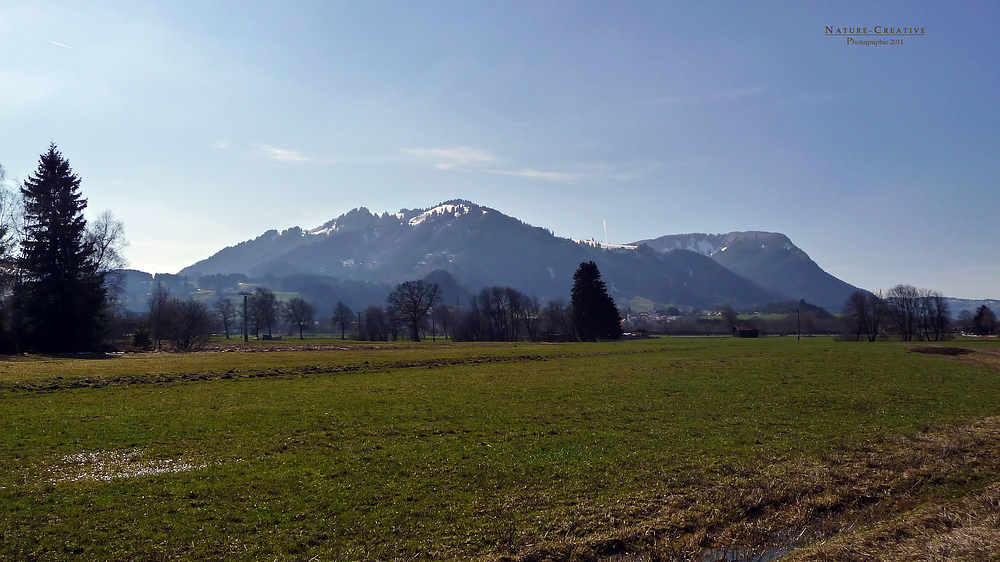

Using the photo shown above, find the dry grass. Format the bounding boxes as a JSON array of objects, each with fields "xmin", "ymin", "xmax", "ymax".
[
  {"xmin": 788, "ymin": 484, "xmax": 1000, "ymax": 561},
  {"xmin": 488, "ymin": 418, "xmax": 1000, "ymax": 561},
  {"xmin": 780, "ymin": 419, "xmax": 1000, "ymax": 561},
  {"xmin": 780, "ymin": 349, "xmax": 1000, "ymax": 561},
  {"xmin": 960, "ymin": 348, "xmax": 1000, "ymax": 371}
]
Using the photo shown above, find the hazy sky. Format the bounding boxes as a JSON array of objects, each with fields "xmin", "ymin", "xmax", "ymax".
[{"xmin": 2, "ymin": 2, "xmax": 997, "ymax": 298}]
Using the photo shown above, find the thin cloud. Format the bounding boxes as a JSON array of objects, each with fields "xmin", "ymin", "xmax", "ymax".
[
  {"xmin": 49, "ymin": 40, "xmax": 72, "ymax": 49},
  {"xmin": 495, "ymin": 161, "xmax": 660, "ymax": 183},
  {"xmin": 255, "ymin": 144, "xmax": 312, "ymax": 163},
  {"xmin": 491, "ymin": 168, "xmax": 588, "ymax": 182},
  {"xmin": 400, "ymin": 147, "xmax": 499, "ymax": 170},
  {"xmin": 403, "ymin": 146, "xmax": 657, "ymax": 183},
  {"xmin": 494, "ymin": 161, "xmax": 660, "ymax": 183},
  {"xmin": 231, "ymin": 143, "xmax": 350, "ymax": 164}
]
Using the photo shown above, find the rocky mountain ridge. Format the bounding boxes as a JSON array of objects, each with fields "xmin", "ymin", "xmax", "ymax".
[{"xmin": 178, "ymin": 200, "xmax": 859, "ymax": 311}]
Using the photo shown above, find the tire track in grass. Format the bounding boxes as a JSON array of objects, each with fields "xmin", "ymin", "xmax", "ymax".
[{"xmin": 0, "ymin": 347, "xmax": 679, "ymax": 393}]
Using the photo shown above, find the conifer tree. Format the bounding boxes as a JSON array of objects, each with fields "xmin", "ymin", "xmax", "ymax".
[
  {"xmin": 19, "ymin": 144, "xmax": 106, "ymax": 351},
  {"xmin": 570, "ymin": 261, "xmax": 622, "ymax": 341}
]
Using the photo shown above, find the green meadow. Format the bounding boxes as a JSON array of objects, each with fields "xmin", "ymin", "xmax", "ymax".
[{"xmin": 2, "ymin": 337, "xmax": 999, "ymax": 560}]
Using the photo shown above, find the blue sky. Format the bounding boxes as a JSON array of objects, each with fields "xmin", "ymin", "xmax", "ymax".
[{"xmin": 2, "ymin": 2, "xmax": 997, "ymax": 298}]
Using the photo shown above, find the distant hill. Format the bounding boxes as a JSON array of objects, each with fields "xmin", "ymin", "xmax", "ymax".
[
  {"xmin": 632, "ymin": 231, "xmax": 860, "ymax": 311},
  {"xmin": 118, "ymin": 269, "xmax": 154, "ymax": 311},
  {"xmin": 948, "ymin": 298, "xmax": 1000, "ymax": 316},
  {"xmin": 179, "ymin": 200, "xmax": 786, "ymax": 310}
]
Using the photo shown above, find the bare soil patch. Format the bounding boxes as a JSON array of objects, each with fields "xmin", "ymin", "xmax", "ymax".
[
  {"xmin": 0, "ymin": 353, "xmax": 556, "ymax": 392},
  {"xmin": 907, "ymin": 346, "xmax": 974, "ymax": 356}
]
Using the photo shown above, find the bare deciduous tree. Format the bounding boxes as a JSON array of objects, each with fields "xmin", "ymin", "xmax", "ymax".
[
  {"xmin": 386, "ymin": 280, "xmax": 441, "ymax": 342},
  {"xmin": 866, "ymin": 293, "xmax": 886, "ymax": 342},
  {"xmin": 144, "ymin": 290, "xmax": 215, "ymax": 351},
  {"xmin": 0, "ymin": 164, "xmax": 22, "ymax": 265},
  {"xmin": 451, "ymin": 287, "xmax": 543, "ymax": 342},
  {"xmin": 361, "ymin": 306, "xmax": 390, "ymax": 341},
  {"xmin": 885, "ymin": 285, "xmax": 949, "ymax": 341},
  {"xmin": 85, "ymin": 210, "xmax": 129, "ymax": 317},
  {"xmin": 214, "ymin": 298, "xmax": 237, "ymax": 339},
  {"xmin": 147, "ymin": 284, "xmax": 171, "ymax": 350},
  {"xmin": 85, "ymin": 210, "xmax": 128, "ymax": 274},
  {"xmin": 885, "ymin": 284, "xmax": 919, "ymax": 341},
  {"xmin": 917, "ymin": 289, "xmax": 950, "ymax": 341},
  {"xmin": 250, "ymin": 287, "xmax": 279, "ymax": 337},
  {"xmin": 843, "ymin": 290, "xmax": 886, "ymax": 342},
  {"xmin": 433, "ymin": 304, "xmax": 453, "ymax": 340},
  {"xmin": 539, "ymin": 298, "xmax": 575, "ymax": 341},
  {"xmin": 0, "ymin": 165, "xmax": 24, "ymax": 351},
  {"xmin": 284, "ymin": 296, "xmax": 315, "ymax": 340},
  {"xmin": 843, "ymin": 291, "xmax": 870, "ymax": 342},
  {"xmin": 332, "ymin": 301, "xmax": 353, "ymax": 340},
  {"xmin": 167, "ymin": 298, "xmax": 214, "ymax": 350}
]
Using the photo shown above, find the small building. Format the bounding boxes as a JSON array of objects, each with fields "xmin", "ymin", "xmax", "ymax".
[{"xmin": 733, "ymin": 325, "xmax": 759, "ymax": 338}]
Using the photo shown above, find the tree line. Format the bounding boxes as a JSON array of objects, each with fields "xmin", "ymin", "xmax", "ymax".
[
  {"xmin": 153, "ymin": 274, "xmax": 997, "ymax": 348},
  {"xmin": 960, "ymin": 304, "xmax": 997, "ymax": 336},
  {"xmin": 334, "ymin": 261, "xmax": 622, "ymax": 343},
  {"xmin": 355, "ymin": 285, "xmax": 554, "ymax": 343},
  {"xmin": 137, "ymin": 285, "xmax": 320, "ymax": 350},
  {"xmin": 147, "ymin": 280, "xmax": 537, "ymax": 346},
  {"xmin": 844, "ymin": 286, "xmax": 999, "ymax": 341},
  {"xmin": 138, "ymin": 260, "xmax": 620, "ymax": 348},
  {"xmin": 842, "ymin": 285, "xmax": 951, "ymax": 342}
]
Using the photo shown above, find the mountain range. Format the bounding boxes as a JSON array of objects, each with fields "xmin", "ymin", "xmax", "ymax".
[
  {"xmin": 177, "ymin": 200, "xmax": 860, "ymax": 312},
  {"xmin": 632, "ymin": 231, "xmax": 860, "ymax": 311}
]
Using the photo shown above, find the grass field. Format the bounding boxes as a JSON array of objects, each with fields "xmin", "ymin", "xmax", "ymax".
[{"xmin": 2, "ymin": 337, "xmax": 1000, "ymax": 560}]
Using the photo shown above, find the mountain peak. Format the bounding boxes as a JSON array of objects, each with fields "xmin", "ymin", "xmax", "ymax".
[
  {"xmin": 634, "ymin": 231, "xmax": 794, "ymax": 257},
  {"xmin": 633, "ymin": 231, "xmax": 853, "ymax": 310},
  {"xmin": 405, "ymin": 201, "xmax": 486, "ymax": 226},
  {"xmin": 306, "ymin": 200, "xmax": 494, "ymax": 235}
]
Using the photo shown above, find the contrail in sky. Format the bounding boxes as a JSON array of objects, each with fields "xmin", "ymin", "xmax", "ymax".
[{"xmin": 49, "ymin": 41, "xmax": 71, "ymax": 49}]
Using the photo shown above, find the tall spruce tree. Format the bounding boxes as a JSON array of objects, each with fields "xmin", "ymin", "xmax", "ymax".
[
  {"xmin": 570, "ymin": 261, "xmax": 622, "ymax": 341},
  {"xmin": 19, "ymin": 144, "xmax": 106, "ymax": 351}
]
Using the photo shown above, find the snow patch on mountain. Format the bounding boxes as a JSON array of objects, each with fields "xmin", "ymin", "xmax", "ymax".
[
  {"xmin": 658, "ymin": 236, "xmax": 724, "ymax": 256},
  {"xmin": 635, "ymin": 232, "xmax": 793, "ymax": 257},
  {"xmin": 572, "ymin": 239, "xmax": 638, "ymax": 251},
  {"xmin": 407, "ymin": 203, "xmax": 476, "ymax": 226},
  {"xmin": 305, "ymin": 202, "xmax": 486, "ymax": 235},
  {"xmin": 307, "ymin": 224, "xmax": 336, "ymax": 236}
]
